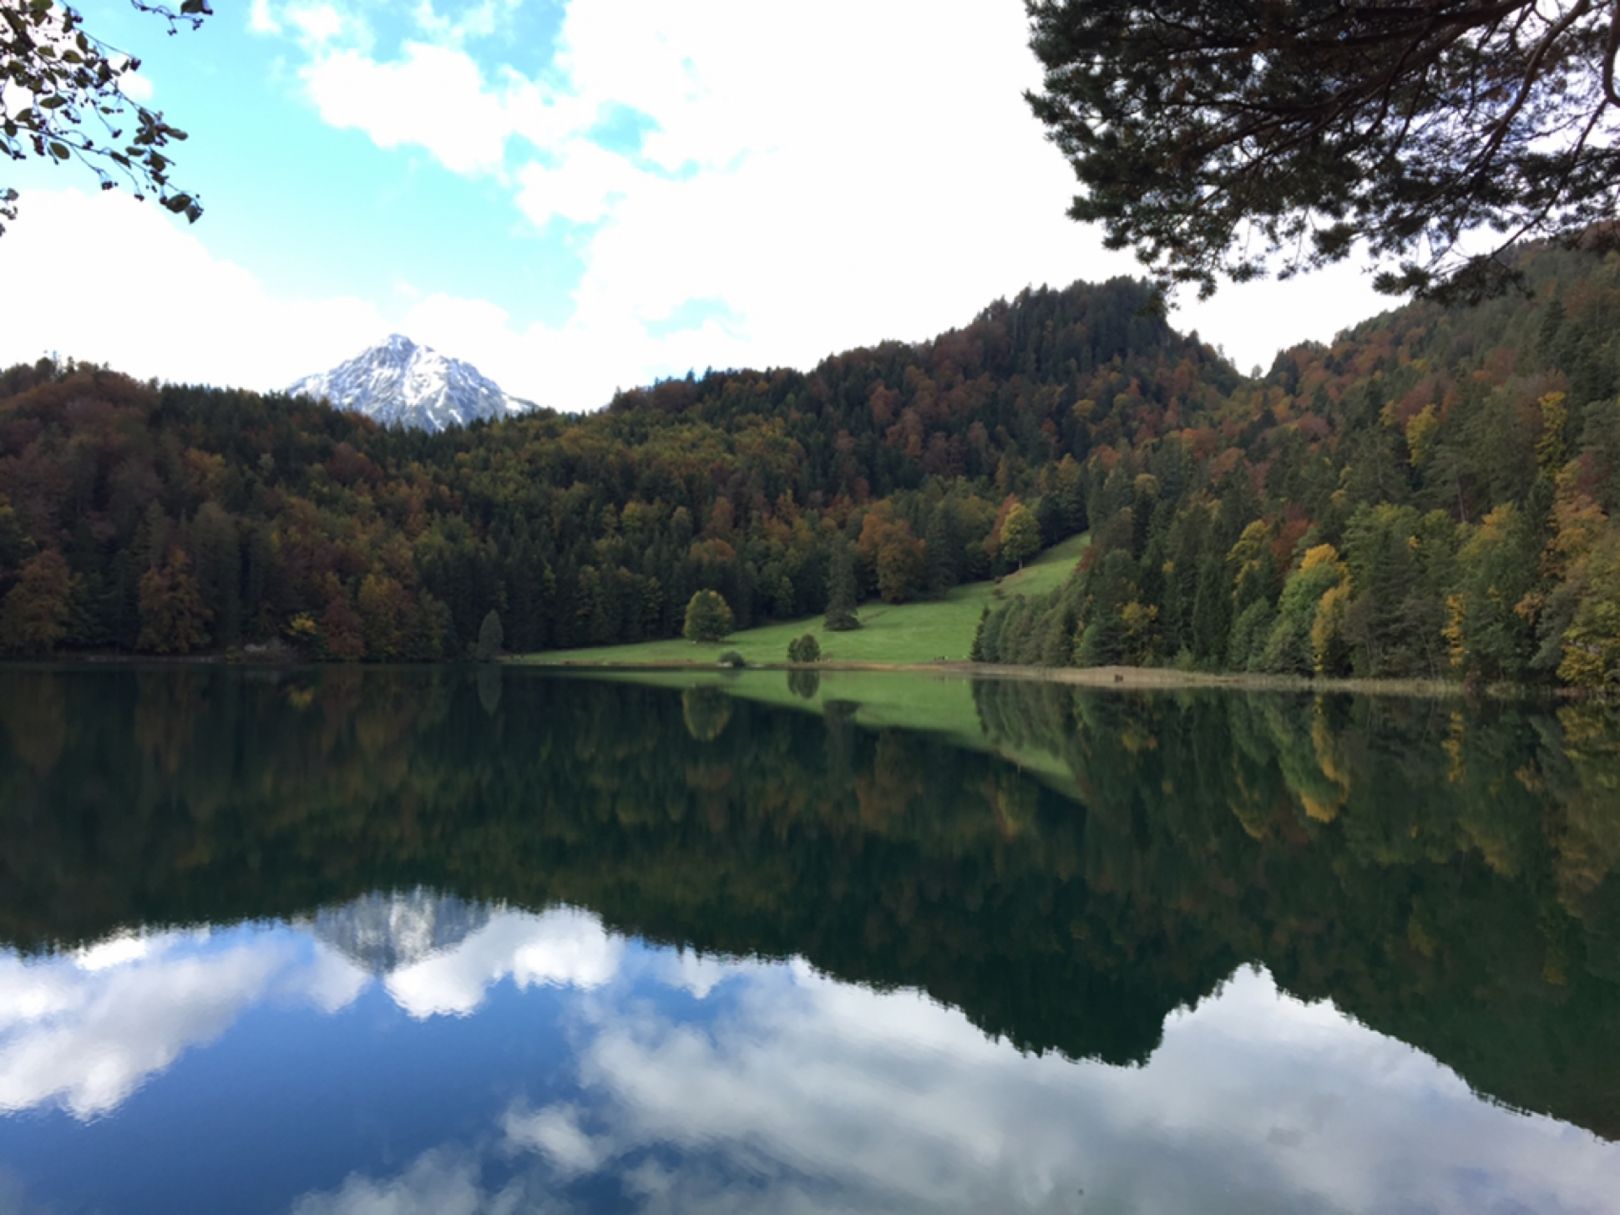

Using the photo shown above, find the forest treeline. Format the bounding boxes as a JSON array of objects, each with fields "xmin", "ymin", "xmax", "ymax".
[
  {"xmin": 0, "ymin": 277, "xmax": 1191, "ymax": 660},
  {"xmin": 3, "ymin": 242, "xmax": 1619, "ymax": 685},
  {"xmin": 975, "ymin": 240, "xmax": 1620, "ymax": 688}
]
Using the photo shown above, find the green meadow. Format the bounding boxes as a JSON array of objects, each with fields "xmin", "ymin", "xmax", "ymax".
[{"xmin": 520, "ymin": 532, "xmax": 1089, "ymax": 669}]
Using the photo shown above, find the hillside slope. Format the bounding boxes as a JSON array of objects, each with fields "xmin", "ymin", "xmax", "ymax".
[
  {"xmin": 977, "ymin": 241, "xmax": 1620, "ymax": 689},
  {"xmin": 0, "ymin": 277, "xmax": 1204, "ymax": 659},
  {"xmin": 527, "ymin": 532, "xmax": 1089, "ymax": 666},
  {"xmin": 3, "ymin": 244, "xmax": 1618, "ymax": 686}
]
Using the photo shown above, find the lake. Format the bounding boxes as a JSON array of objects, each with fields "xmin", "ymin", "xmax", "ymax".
[{"xmin": 0, "ymin": 666, "xmax": 1617, "ymax": 1213}]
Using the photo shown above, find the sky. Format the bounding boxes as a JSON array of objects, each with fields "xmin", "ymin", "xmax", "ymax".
[{"xmin": 0, "ymin": 0, "xmax": 1396, "ymax": 412}]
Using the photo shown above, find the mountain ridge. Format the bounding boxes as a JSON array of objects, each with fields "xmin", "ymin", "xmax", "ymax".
[{"xmin": 288, "ymin": 334, "xmax": 535, "ymax": 432}]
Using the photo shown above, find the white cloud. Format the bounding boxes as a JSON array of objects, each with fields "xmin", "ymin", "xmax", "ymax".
[
  {"xmin": 288, "ymin": 1148, "xmax": 511, "ymax": 1215},
  {"xmin": 261, "ymin": 0, "xmax": 1389, "ymax": 407},
  {"xmin": 74, "ymin": 931, "xmax": 156, "ymax": 972},
  {"xmin": 302, "ymin": 43, "xmax": 518, "ymax": 175},
  {"xmin": 661, "ymin": 949, "xmax": 736, "ymax": 1000},
  {"xmin": 4, "ymin": 3, "xmax": 1392, "ymax": 410},
  {"xmin": 412, "ymin": 0, "xmax": 524, "ymax": 46},
  {"xmin": 518, "ymin": 0, "xmax": 1388, "ymax": 391},
  {"xmin": 287, "ymin": 3, "xmax": 348, "ymax": 47},
  {"xmin": 249, "ymin": 0, "xmax": 281, "ymax": 36},
  {"xmin": 529, "ymin": 964, "xmax": 1620, "ymax": 1215},
  {"xmin": 502, "ymin": 1103, "xmax": 607, "ymax": 1176},
  {"xmin": 0, "ymin": 926, "xmax": 367, "ymax": 1119},
  {"xmin": 279, "ymin": 954, "xmax": 1620, "ymax": 1215},
  {"xmin": 0, "ymin": 189, "xmax": 381, "ymax": 391},
  {"xmin": 118, "ymin": 69, "xmax": 155, "ymax": 104},
  {"xmin": 384, "ymin": 907, "xmax": 624, "ymax": 1019},
  {"xmin": 514, "ymin": 143, "xmax": 642, "ymax": 227}
]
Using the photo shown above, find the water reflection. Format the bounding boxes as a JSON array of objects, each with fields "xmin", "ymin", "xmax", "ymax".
[
  {"xmin": 0, "ymin": 923, "xmax": 364, "ymax": 1119},
  {"xmin": 4, "ymin": 899, "xmax": 1616, "ymax": 1215},
  {"xmin": 0, "ymin": 667, "xmax": 1617, "ymax": 1212}
]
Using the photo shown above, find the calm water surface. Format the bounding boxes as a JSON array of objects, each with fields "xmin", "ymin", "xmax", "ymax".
[{"xmin": 1, "ymin": 666, "xmax": 1618, "ymax": 1213}]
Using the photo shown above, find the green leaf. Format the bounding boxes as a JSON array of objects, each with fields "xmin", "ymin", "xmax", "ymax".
[
  {"xmin": 48, "ymin": 141, "xmax": 69, "ymax": 159},
  {"xmin": 38, "ymin": 95, "xmax": 66, "ymax": 109}
]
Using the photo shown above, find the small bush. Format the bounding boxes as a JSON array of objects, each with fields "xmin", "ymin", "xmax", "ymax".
[
  {"xmin": 717, "ymin": 650, "xmax": 747, "ymax": 668},
  {"xmin": 823, "ymin": 609, "xmax": 860, "ymax": 631}
]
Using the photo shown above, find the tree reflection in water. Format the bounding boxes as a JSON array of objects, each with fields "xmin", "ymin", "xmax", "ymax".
[{"xmin": 1, "ymin": 666, "xmax": 1617, "ymax": 1140}]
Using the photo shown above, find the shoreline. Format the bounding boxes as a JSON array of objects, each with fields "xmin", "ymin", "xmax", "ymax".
[
  {"xmin": 6, "ymin": 652, "xmax": 1594, "ymax": 704},
  {"xmin": 521, "ymin": 657, "xmax": 1578, "ymax": 702}
]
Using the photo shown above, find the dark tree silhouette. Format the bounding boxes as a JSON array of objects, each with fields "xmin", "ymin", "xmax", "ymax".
[
  {"xmin": 1026, "ymin": 0, "xmax": 1620, "ymax": 300},
  {"xmin": 1, "ymin": 0, "xmax": 211, "ymax": 236}
]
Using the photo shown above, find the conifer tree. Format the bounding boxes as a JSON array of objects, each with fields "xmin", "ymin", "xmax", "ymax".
[
  {"xmin": 824, "ymin": 544, "xmax": 860, "ymax": 632},
  {"xmin": 476, "ymin": 609, "xmax": 505, "ymax": 660}
]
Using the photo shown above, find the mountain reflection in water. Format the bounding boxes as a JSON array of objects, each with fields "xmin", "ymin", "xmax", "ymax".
[{"xmin": 0, "ymin": 666, "xmax": 1617, "ymax": 1214}]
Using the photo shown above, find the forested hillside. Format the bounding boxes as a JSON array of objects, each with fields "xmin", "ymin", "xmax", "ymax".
[
  {"xmin": 0, "ymin": 278, "xmax": 1215, "ymax": 659},
  {"xmin": 4, "ymin": 241, "xmax": 1619, "ymax": 686},
  {"xmin": 976, "ymin": 240, "xmax": 1620, "ymax": 689}
]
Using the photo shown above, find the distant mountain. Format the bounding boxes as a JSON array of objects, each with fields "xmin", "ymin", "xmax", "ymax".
[
  {"xmin": 306, "ymin": 888, "xmax": 492, "ymax": 974},
  {"xmin": 287, "ymin": 334, "xmax": 535, "ymax": 432}
]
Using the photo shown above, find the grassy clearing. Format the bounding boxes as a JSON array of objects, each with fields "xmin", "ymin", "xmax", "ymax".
[{"xmin": 520, "ymin": 532, "xmax": 1089, "ymax": 668}]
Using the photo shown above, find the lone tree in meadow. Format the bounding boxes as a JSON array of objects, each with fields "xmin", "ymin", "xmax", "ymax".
[
  {"xmin": 1025, "ymin": 1, "xmax": 1620, "ymax": 301},
  {"xmin": 1, "ymin": 1, "xmax": 212, "ymax": 238},
  {"xmin": 787, "ymin": 633, "xmax": 821, "ymax": 663},
  {"xmin": 683, "ymin": 589, "xmax": 733, "ymax": 643}
]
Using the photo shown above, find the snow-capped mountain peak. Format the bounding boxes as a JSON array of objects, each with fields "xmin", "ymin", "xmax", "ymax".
[
  {"xmin": 304, "ymin": 889, "xmax": 493, "ymax": 974},
  {"xmin": 287, "ymin": 336, "xmax": 535, "ymax": 432}
]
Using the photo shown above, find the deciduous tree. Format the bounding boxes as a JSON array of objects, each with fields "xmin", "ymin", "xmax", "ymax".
[
  {"xmin": 0, "ymin": 548, "xmax": 72, "ymax": 652},
  {"xmin": 999, "ymin": 502, "xmax": 1040, "ymax": 569},
  {"xmin": 683, "ymin": 589, "xmax": 733, "ymax": 643},
  {"xmin": 137, "ymin": 547, "xmax": 209, "ymax": 654},
  {"xmin": 1, "ymin": 0, "xmax": 211, "ymax": 237}
]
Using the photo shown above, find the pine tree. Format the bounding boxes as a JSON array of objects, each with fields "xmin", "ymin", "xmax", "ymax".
[
  {"xmin": 825, "ymin": 544, "xmax": 860, "ymax": 631},
  {"xmin": 924, "ymin": 505, "xmax": 961, "ymax": 597}
]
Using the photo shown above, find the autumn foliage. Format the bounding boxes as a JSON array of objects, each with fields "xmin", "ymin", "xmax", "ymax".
[{"xmin": 976, "ymin": 242, "xmax": 1620, "ymax": 690}]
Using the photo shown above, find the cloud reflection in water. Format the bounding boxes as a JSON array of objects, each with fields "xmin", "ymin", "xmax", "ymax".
[{"xmin": 1, "ymin": 898, "xmax": 1616, "ymax": 1214}]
